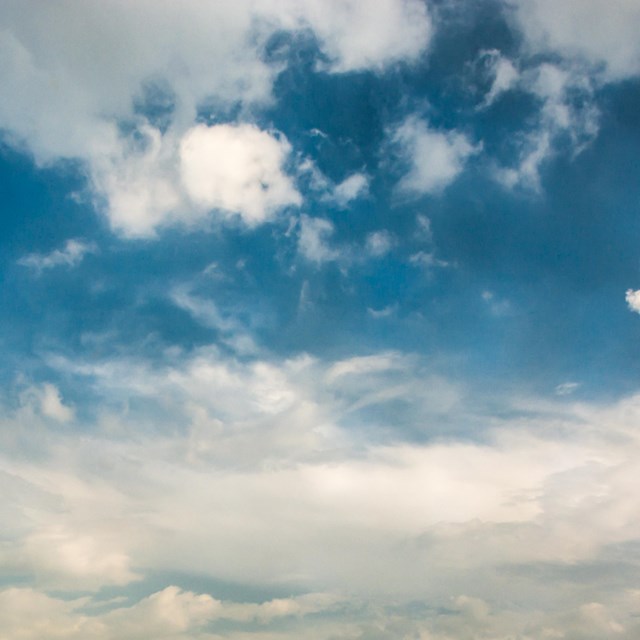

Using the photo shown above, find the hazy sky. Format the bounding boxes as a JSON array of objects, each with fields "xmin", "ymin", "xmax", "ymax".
[{"xmin": 2, "ymin": 1, "xmax": 640, "ymax": 638}]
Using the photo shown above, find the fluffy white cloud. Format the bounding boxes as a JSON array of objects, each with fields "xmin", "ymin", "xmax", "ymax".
[
  {"xmin": 0, "ymin": 0, "xmax": 433, "ymax": 238},
  {"xmin": 626, "ymin": 288, "xmax": 640, "ymax": 313},
  {"xmin": 180, "ymin": 124, "xmax": 300, "ymax": 226},
  {"xmin": 393, "ymin": 117, "xmax": 477, "ymax": 195},
  {"xmin": 18, "ymin": 239, "xmax": 96, "ymax": 273},
  {"xmin": 511, "ymin": 0, "xmax": 640, "ymax": 81}
]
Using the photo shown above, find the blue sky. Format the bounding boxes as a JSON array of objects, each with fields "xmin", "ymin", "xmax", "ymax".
[{"xmin": 2, "ymin": 1, "xmax": 640, "ymax": 638}]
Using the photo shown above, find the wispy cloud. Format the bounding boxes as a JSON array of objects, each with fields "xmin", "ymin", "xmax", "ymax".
[
  {"xmin": 18, "ymin": 239, "xmax": 97, "ymax": 274},
  {"xmin": 393, "ymin": 116, "xmax": 478, "ymax": 195}
]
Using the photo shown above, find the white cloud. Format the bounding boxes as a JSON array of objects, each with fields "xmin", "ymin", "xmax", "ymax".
[
  {"xmin": 297, "ymin": 215, "xmax": 340, "ymax": 264},
  {"xmin": 5, "ymin": 350, "xmax": 640, "ymax": 634},
  {"xmin": 394, "ymin": 117, "xmax": 477, "ymax": 195},
  {"xmin": 555, "ymin": 381, "xmax": 580, "ymax": 396},
  {"xmin": 21, "ymin": 525, "xmax": 139, "ymax": 591},
  {"xmin": 365, "ymin": 230, "xmax": 393, "ymax": 257},
  {"xmin": 179, "ymin": 124, "xmax": 301, "ymax": 227},
  {"xmin": 626, "ymin": 288, "xmax": 640, "ymax": 313},
  {"xmin": 0, "ymin": 0, "xmax": 433, "ymax": 238},
  {"xmin": 89, "ymin": 122, "xmax": 301, "ymax": 238},
  {"xmin": 287, "ymin": 0, "xmax": 433, "ymax": 72},
  {"xmin": 409, "ymin": 250, "xmax": 450, "ymax": 270},
  {"xmin": 331, "ymin": 172, "xmax": 369, "ymax": 207},
  {"xmin": 18, "ymin": 239, "xmax": 96, "ymax": 273},
  {"xmin": 480, "ymin": 49, "xmax": 520, "ymax": 106},
  {"xmin": 494, "ymin": 63, "xmax": 599, "ymax": 190},
  {"xmin": 170, "ymin": 286, "xmax": 258, "ymax": 356},
  {"xmin": 0, "ymin": 586, "xmax": 342, "ymax": 640},
  {"xmin": 511, "ymin": 0, "xmax": 640, "ymax": 81},
  {"xmin": 20, "ymin": 383, "xmax": 75, "ymax": 423}
]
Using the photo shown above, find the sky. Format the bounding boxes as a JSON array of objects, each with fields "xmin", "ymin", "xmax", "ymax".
[{"xmin": 1, "ymin": 0, "xmax": 640, "ymax": 638}]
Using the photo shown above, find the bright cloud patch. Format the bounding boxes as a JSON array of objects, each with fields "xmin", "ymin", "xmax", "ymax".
[
  {"xmin": 394, "ymin": 117, "xmax": 477, "ymax": 194},
  {"xmin": 513, "ymin": 0, "xmax": 640, "ymax": 80},
  {"xmin": 293, "ymin": 0, "xmax": 432, "ymax": 72},
  {"xmin": 626, "ymin": 289, "xmax": 640, "ymax": 313},
  {"xmin": 179, "ymin": 124, "xmax": 300, "ymax": 226}
]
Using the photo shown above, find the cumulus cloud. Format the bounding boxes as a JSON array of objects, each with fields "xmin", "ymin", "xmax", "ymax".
[
  {"xmin": 89, "ymin": 122, "xmax": 301, "ymax": 237},
  {"xmin": 18, "ymin": 239, "xmax": 96, "ymax": 273},
  {"xmin": 511, "ymin": 0, "xmax": 640, "ymax": 81},
  {"xmin": 393, "ymin": 117, "xmax": 477, "ymax": 195},
  {"xmin": 179, "ymin": 124, "xmax": 301, "ymax": 227},
  {"xmin": 626, "ymin": 288, "xmax": 640, "ymax": 313},
  {"xmin": 0, "ymin": 0, "xmax": 432, "ymax": 238}
]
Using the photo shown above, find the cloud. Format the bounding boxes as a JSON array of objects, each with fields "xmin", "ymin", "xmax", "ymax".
[
  {"xmin": 170, "ymin": 286, "xmax": 259, "ymax": 355},
  {"xmin": 297, "ymin": 215, "xmax": 340, "ymax": 264},
  {"xmin": 18, "ymin": 239, "xmax": 96, "ymax": 273},
  {"xmin": 365, "ymin": 230, "xmax": 393, "ymax": 257},
  {"xmin": 493, "ymin": 63, "xmax": 599, "ymax": 190},
  {"xmin": 0, "ymin": 586, "xmax": 342, "ymax": 640},
  {"xmin": 409, "ymin": 250, "xmax": 450, "ymax": 270},
  {"xmin": 479, "ymin": 49, "xmax": 520, "ymax": 106},
  {"xmin": 511, "ymin": 0, "xmax": 640, "ymax": 81},
  {"xmin": 179, "ymin": 124, "xmax": 301, "ymax": 227},
  {"xmin": 4, "ymin": 348, "xmax": 640, "ymax": 635},
  {"xmin": 289, "ymin": 0, "xmax": 433, "ymax": 72},
  {"xmin": 19, "ymin": 383, "xmax": 75, "ymax": 423},
  {"xmin": 555, "ymin": 381, "xmax": 580, "ymax": 396},
  {"xmin": 393, "ymin": 117, "xmax": 477, "ymax": 195},
  {"xmin": 297, "ymin": 219, "xmax": 394, "ymax": 267},
  {"xmin": 625, "ymin": 288, "xmax": 640, "ymax": 313},
  {"xmin": 89, "ymin": 122, "xmax": 301, "ymax": 238},
  {"xmin": 0, "ymin": 1, "xmax": 432, "ymax": 239},
  {"xmin": 330, "ymin": 172, "xmax": 369, "ymax": 207}
]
